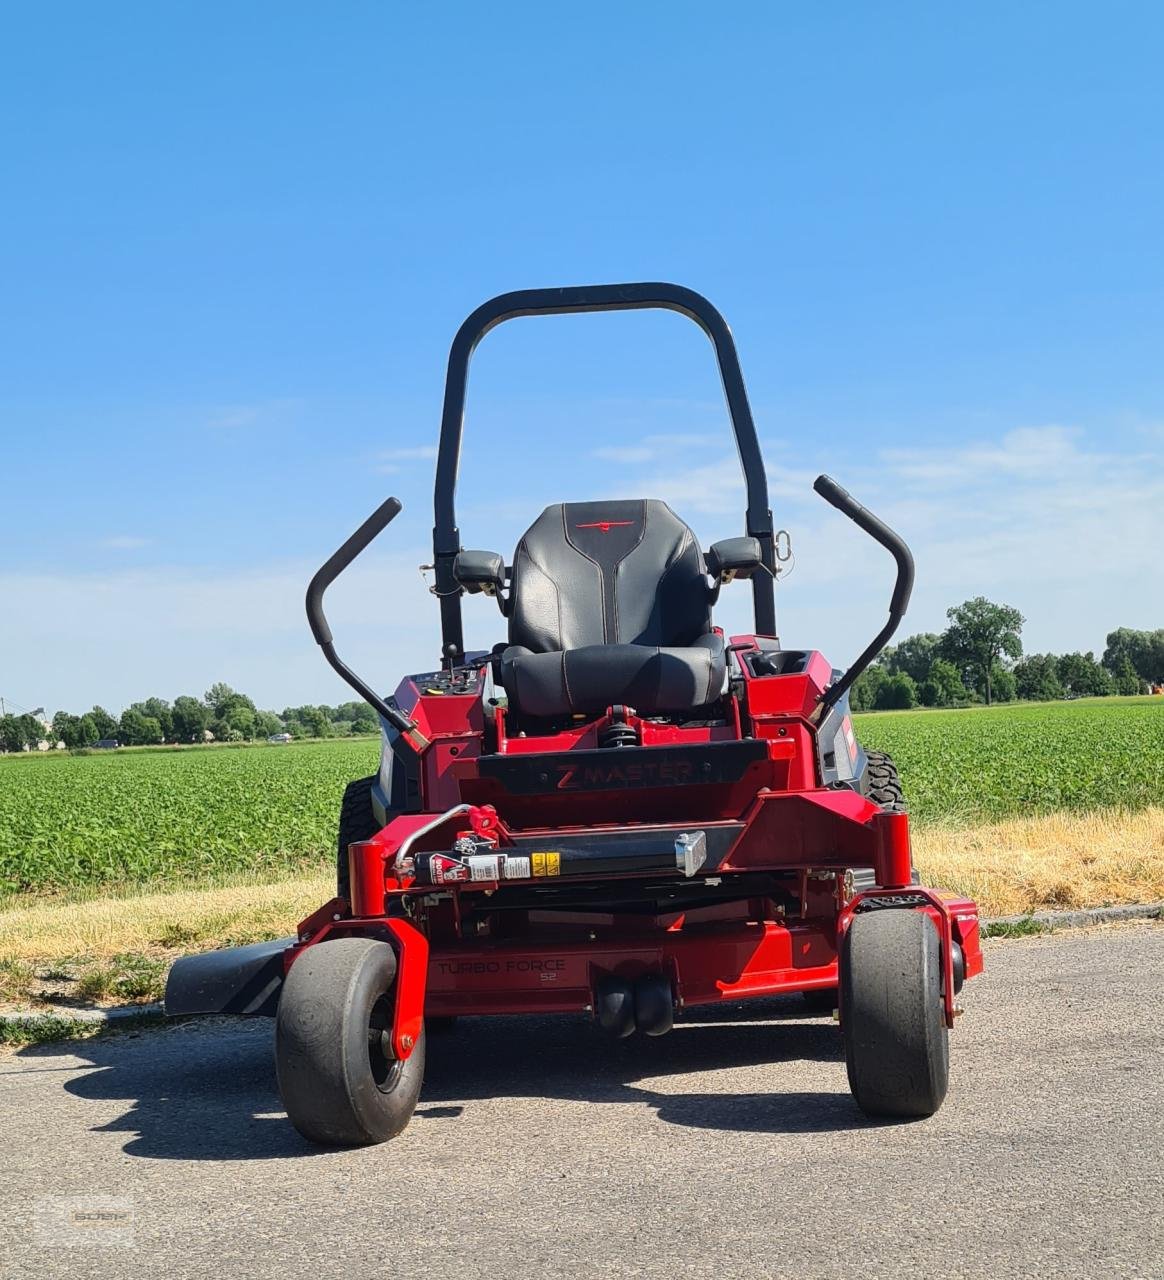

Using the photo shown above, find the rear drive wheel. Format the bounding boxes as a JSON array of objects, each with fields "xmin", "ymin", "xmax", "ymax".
[
  {"xmin": 864, "ymin": 749, "xmax": 905, "ymax": 811},
  {"xmin": 841, "ymin": 909, "xmax": 949, "ymax": 1118},
  {"xmin": 276, "ymin": 937, "xmax": 425, "ymax": 1146},
  {"xmin": 849, "ymin": 749, "xmax": 914, "ymax": 896},
  {"xmin": 337, "ymin": 774, "xmax": 380, "ymax": 902}
]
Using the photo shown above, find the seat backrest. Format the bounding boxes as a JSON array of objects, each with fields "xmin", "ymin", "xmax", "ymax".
[{"xmin": 508, "ymin": 499, "xmax": 711, "ymax": 652}]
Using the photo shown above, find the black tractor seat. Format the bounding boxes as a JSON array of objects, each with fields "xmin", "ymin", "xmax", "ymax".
[{"xmin": 495, "ymin": 499, "xmax": 727, "ymax": 719}]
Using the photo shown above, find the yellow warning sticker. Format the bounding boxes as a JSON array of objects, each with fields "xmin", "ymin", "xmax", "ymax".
[{"xmin": 530, "ymin": 851, "xmax": 561, "ymax": 877}]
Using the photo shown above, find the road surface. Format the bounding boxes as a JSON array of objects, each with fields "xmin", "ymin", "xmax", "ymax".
[{"xmin": 1, "ymin": 923, "xmax": 1160, "ymax": 1279}]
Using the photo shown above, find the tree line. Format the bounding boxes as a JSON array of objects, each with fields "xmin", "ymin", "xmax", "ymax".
[
  {"xmin": 5, "ymin": 611, "xmax": 1162, "ymax": 751},
  {"xmin": 852, "ymin": 600, "xmax": 1163, "ymax": 712},
  {"xmin": 10, "ymin": 683, "xmax": 382, "ymax": 752}
]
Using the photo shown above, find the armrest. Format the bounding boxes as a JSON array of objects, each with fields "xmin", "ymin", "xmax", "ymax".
[
  {"xmin": 705, "ymin": 536, "xmax": 763, "ymax": 583},
  {"xmin": 453, "ymin": 550, "xmax": 506, "ymax": 597}
]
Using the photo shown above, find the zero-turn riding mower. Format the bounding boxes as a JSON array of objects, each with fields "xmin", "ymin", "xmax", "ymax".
[{"xmin": 166, "ymin": 283, "xmax": 983, "ymax": 1146}]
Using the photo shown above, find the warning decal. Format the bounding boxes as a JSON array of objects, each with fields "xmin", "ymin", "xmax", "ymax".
[{"xmin": 530, "ymin": 851, "xmax": 561, "ymax": 877}]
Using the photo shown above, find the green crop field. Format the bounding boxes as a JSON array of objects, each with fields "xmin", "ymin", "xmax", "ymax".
[
  {"xmin": 1, "ymin": 698, "xmax": 1161, "ymax": 897},
  {"xmin": 856, "ymin": 696, "xmax": 1164, "ymax": 824},
  {"xmin": 0, "ymin": 738, "xmax": 379, "ymax": 897}
]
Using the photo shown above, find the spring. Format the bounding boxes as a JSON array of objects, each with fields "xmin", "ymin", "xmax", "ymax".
[{"xmin": 599, "ymin": 720, "xmax": 639, "ymax": 748}]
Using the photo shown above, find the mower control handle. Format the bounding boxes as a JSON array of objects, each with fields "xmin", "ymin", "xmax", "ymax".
[
  {"xmin": 813, "ymin": 474, "xmax": 915, "ymax": 719},
  {"xmin": 306, "ymin": 497, "xmax": 428, "ymax": 745}
]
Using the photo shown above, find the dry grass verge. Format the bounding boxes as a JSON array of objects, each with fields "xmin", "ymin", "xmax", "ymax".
[
  {"xmin": 0, "ymin": 873, "xmax": 332, "ymax": 970},
  {"xmin": 913, "ymin": 806, "xmax": 1164, "ymax": 917}
]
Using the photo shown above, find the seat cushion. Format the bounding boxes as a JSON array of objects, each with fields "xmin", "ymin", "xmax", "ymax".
[{"xmin": 500, "ymin": 634, "xmax": 727, "ymax": 719}]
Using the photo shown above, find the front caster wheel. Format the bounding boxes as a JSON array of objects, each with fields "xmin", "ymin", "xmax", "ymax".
[
  {"xmin": 276, "ymin": 937, "xmax": 425, "ymax": 1146},
  {"xmin": 841, "ymin": 910, "xmax": 949, "ymax": 1118}
]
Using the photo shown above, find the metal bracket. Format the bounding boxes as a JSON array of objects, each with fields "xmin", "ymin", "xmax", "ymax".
[{"xmin": 674, "ymin": 830, "xmax": 708, "ymax": 878}]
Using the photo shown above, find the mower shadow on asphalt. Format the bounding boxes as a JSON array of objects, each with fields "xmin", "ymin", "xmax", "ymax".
[{"xmin": 20, "ymin": 996, "xmax": 878, "ymax": 1162}]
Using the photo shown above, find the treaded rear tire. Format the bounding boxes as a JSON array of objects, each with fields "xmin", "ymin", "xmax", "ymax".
[
  {"xmin": 864, "ymin": 749, "xmax": 905, "ymax": 812},
  {"xmin": 276, "ymin": 937, "xmax": 425, "ymax": 1146},
  {"xmin": 842, "ymin": 909, "xmax": 949, "ymax": 1118},
  {"xmin": 337, "ymin": 774, "xmax": 380, "ymax": 902}
]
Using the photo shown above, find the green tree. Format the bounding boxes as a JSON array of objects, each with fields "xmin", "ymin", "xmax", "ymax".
[
  {"xmin": 0, "ymin": 715, "xmax": 25, "ymax": 752},
  {"xmin": 75, "ymin": 714, "xmax": 99, "ymax": 748},
  {"xmin": 918, "ymin": 658, "xmax": 965, "ymax": 707},
  {"xmin": 850, "ymin": 665, "xmax": 889, "ymax": 712},
  {"xmin": 1102, "ymin": 628, "xmax": 1164, "ymax": 684},
  {"xmin": 351, "ymin": 712, "xmax": 377, "ymax": 735},
  {"xmin": 204, "ymin": 682, "xmax": 239, "ymax": 717},
  {"xmin": 229, "ymin": 703, "xmax": 257, "ymax": 739},
  {"xmin": 133, "ymin": 698, "xmax": 174, "ymax": 741},
  {"xmin": 874, "ymin": 672, "xmax": 918, "ymax": 710},
  {"xmin": 118, "ymin": 707, "xmax": 160, "ymax": 746},
  {"xmin": 1013, "ymin": 654, "xmax": 1063, "ymax": 701},
  {"xmin": 255, "ymin": 710, "xmax": 284, "ymax": 738},
  {"xmin": 52, "ymin": 711, "xmax": 79, "ymax": 748},
  {"xmin": 885, "ymin": 633, "xmax": 941, "ymax": 684},
  {"xmin": 300, "ymin": 706, "xmax": 333, "ymax": 738},
  {"xmin": 171, "ymin": 695, "xmax": 210, "ymax": 743},
  {"xmin": 1057, "ymin": 652, "xmax": 1113, "ymax": 698},
  {"xmin": 88, "ymin": 706, "xmax": 118, "ymax": 739},
  {"xmin": 1111, "ymin": 654, "xmax": 1144, "ymax": 696},
  {"xmin": 979, "ymin": 662, "xmax": 1017, "ymax": 703},
  {"xmin": 19, "ymin": 714, "xmax": 44, "ymax": 748},
  {"xmin": 939, "ymin": 597, "xmax": 1025, "ymax": 705}
]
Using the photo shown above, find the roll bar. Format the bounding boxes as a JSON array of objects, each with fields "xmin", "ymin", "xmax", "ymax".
[
  {"xmin": 812, "ymin": 474, "xmax": 915, "ymax": 719},
  {"xmin": 432, "ymin": 283, "xmax": 776, "ymax": 661}
]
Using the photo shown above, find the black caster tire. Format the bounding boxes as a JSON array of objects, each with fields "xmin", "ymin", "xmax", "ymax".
[
  {"xmin": 595, "ymin": 976, "xmax": 636, "ymax": 1038},
  {"xmin": 633, "ymin": 974, "xmax": 674, "ymax": 1036},
  {"xmin": 276, "ymin": 937, "xmax": 425, "ymax": 1146},
  {"xmin": 841, "ymin": 910, "xmax": 949, "ymax": 1118}
]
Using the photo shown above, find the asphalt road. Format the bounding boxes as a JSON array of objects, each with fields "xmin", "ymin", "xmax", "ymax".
[{"xmin": 1, "ymin": 923, "xmax": 1161, "ymax": 1280}]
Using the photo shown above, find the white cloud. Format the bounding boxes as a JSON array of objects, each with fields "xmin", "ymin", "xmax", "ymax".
[{"xmin": 585, "ymin": 421, "xmax": 1164, "ymax": 665}]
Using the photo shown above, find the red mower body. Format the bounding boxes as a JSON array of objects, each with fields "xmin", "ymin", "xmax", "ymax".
[
  {"xmin": 166, "ymin": 283, "xmax": 983, "ymax": 1142},
  {"xmin": 288, "ymin": 643, "xmax": 982, "ymax": 1063}
]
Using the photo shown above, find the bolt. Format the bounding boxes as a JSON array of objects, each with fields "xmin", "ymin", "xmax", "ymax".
[
  {"xmin": 952, "ymin": 1004, "xmax": 965, "ymax": 1018},
  {"xmin": 332, "ymin": 913, "xmax": 342, "ymax": 921},
  {"xmin": 831, "ymin": 1009, "xmax": 841, "ymax": 1022},
  {"xmin": 401, "ymin": 1034, "xmax": 414, "ymax": 1050}
]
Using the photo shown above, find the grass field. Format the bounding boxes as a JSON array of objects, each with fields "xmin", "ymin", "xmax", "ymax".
[
  {"xmin": 1, "ymin": 696, "xmax": 1161, "ymax": 900},
  {"xmin": 856, "ymin": 696, "xmax": 1164, "ymax": 824},
  {"xmin": 0, "ymin": 737, "xmax": 379, "ymax": 897}
]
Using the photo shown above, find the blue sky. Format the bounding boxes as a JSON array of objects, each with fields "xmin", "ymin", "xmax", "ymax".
[{"xmin": 3, "ymin": 3, "xmax": 1162, "ymax": 714}]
